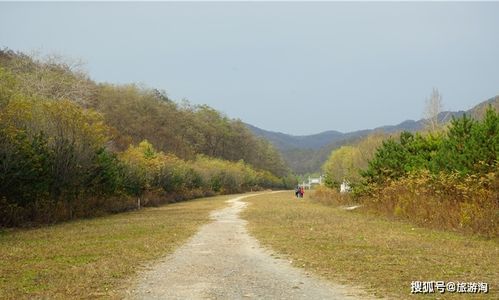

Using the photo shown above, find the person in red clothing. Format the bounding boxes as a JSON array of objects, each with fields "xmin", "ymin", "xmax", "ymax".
[{"xmin": 299, "ymin": 186, "xmax": 304, "ymax": 198}]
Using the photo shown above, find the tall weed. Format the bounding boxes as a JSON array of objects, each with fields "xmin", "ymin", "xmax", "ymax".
[{"xmin": 362, "ymin": 170, "xmax": 498, "ymax": 237}]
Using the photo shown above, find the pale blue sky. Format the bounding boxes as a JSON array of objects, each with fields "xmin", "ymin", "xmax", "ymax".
[{"xmin": 1, "ymin": 2, "xmax": 498, "ymax": 135}]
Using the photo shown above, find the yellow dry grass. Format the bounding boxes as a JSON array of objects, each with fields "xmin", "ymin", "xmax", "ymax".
[
  {"xmin": 0, "ymin": 194, "xmax": 232, "ymax": 299},
  {"xmin": 242, "ymin": 191, "xmax": 498, "ymax": 299}
]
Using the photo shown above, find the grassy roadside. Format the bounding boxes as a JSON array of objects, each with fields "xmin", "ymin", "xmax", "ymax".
[
  {"xmin": 0, "ymin": 194, "xmax": 234, "ymax": 299},
  {"xmin": 242, "ymin": 191, "xmax": 498, "ymax": 299}
]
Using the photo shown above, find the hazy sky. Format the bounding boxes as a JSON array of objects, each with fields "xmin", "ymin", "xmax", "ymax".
[{"xmin": 1, "ymin": 2, "xmax": 498, "ymax": 135}]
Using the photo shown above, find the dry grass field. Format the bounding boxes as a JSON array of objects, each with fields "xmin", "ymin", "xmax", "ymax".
[
  {"xmin": 0, "ymin": 194, "xmax": 232, "ymax": 299},
  {"xmin": 1, "ymin": 190, "xmax": 496, "ymax": 299},
  {"xmin": 242, "ymin": 191, "xmax": 498, "ymax": 299}
]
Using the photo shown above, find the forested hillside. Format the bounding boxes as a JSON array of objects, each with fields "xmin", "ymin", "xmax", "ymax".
[{"xmin": 0, "ymin": 49, "xmax": 293, "ymax": 226}]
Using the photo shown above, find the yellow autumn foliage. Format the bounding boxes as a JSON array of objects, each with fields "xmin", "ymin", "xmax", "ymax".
[{"xmin": 363, "ymin": 170, "xmax": 498, "ymax": 237}]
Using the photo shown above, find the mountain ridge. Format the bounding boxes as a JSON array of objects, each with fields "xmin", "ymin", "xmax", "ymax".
[{"xmin": 247, "ymin": 95, "xmax": 499, "ymax": 174}]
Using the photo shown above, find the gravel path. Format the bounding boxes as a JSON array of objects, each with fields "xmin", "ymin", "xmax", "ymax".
[{"xmin": 126, "ymin": 192, "xmax": 372, "ymax": 300}]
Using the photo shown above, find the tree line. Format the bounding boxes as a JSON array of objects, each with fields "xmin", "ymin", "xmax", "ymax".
[
  {"xmin": 0, "ymin": 49, "xmax": 294, "ymax": 226},
  {"xmin": 321, "ymin": 95, "xmax": 498, "ymax": 236}
]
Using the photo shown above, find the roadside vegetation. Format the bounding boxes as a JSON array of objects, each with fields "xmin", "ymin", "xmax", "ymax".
[
  {"xmin": 321, "ymin": 89, "xmax": 498, "ymax": 237},
  {"xmin": 0, "ymin": 194, "xmax": 232, "ymax": 299},
  {"xmin": 243, "ymin": 192, "xmax": 498, "ymax": 299},
  {"xmin": 0, "ymin": 49, "xmax": 295, "ymax": 226}
]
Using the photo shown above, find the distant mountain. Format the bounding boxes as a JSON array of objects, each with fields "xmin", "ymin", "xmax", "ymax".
[
  {"xmin": 469, "ymin": 95, "xmax": 499, "ymax": 119},
  {"xmin": 247, "ymin": 110, "xmax": 469, "ymax": 152},
  {"xmin": 245, "ymin": 124, "xmax": 344, "ymax": 150},
  {"xmin": 247, "ymin": 95, "xmax": 499, "ymax": 174},
  {"xmin": 375, "ymin": 110, "xmax": 466, "ymax": 134}
]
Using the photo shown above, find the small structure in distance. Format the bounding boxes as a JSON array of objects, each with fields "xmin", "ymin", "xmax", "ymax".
[
  {"xmin": 340, "ymin": 180, "xmax": 351, "ymax": 193},
  {"xmin": 302, "ymin": 175, "xmax": 323, "ymax": 189}
]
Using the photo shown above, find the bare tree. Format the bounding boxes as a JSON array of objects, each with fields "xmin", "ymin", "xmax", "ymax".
[
  {"xmin": 424, "ymin": 87, "xmax": 444, "ymax": 132},
  {"xmin": 5, "ymin": 50, "xmax": 96, "ymax": 106}
]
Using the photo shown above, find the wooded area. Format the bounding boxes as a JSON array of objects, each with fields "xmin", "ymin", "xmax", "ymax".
[
  {"xmin": 321, "ymin": 98, "xmax": 498, "ymax": 236},
  {"xmin": 0, "ymin": 49, "xmax": 295, "ymax": 226}
]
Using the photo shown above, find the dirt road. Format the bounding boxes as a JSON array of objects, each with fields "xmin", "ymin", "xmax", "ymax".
[{"xmin": 126, "ymin": 192, "xmax": 371, "ymax": 299}]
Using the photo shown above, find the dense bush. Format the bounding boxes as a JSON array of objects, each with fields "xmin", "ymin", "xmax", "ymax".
[
  {"xmin": 0, "ymin": 94, "xmax": 114, "ymax": 222},
  {"xmin": 433, "ymin": 109, "xmax": 498, "ymax": 174},
  {"xmin": 0, "ymin": 51, "xmax": 295, "ymax": 226},
  {"xmin": 322, "ymin": 132, "xmax": 387, "ymax": 188},
  {"xmin": 319, "ymin": 107, "xmax": 498, "ymax": 236},
  {"xmin": 361, "ymin": 170, "xmax": 498, "ymax": 237},
  {"xmin": 361, "ymin": 132, "xmax": 441, "ymax": 185},
  {"xmin": 0, "ymin": 97, "xmax": 291, "ymax": 226},
  {"xmin": 360, "ymin": 108, "xmax": 498, "ymax": 236},
  {"xmin": 93, "ymin": 84, "xmax": 289, "ymax": 177},
  {"xmin": 362, "ymin": 108, "xmax": 498, "ymax": 185}
]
